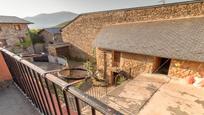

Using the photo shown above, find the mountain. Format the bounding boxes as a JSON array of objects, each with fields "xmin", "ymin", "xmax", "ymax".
[
  {"xmin": 24, "ymin": 11, "xmax": 78, "ymax": 29},
  {"xmin": 54, "ymin": 20, "xmax": 71, "ymax": 28}
]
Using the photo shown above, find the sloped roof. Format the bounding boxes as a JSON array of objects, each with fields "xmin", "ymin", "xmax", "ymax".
[
  {"xmin": 94, "ymin": 17, "xmax": 204, "ymax": 62},
  {"xmin": 39, "ymin": 28, "xmax": 61, "ymax": 35},
  {"xmin": 61, "ymin": 1, "xmax": 202, "ymax": 30},
  {"xmin": 0, "ymin": 16, "xmax": 32, "ymax": 24}
]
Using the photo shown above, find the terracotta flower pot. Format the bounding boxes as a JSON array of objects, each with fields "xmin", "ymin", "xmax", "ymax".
[{"xmin": 186, "ymin": 76, "xmax": 195, "ymax": 84}]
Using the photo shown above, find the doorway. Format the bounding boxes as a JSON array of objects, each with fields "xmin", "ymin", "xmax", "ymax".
[{"xmin": 153, "ymin": 57, "xmax": 171, "ymax": 75}]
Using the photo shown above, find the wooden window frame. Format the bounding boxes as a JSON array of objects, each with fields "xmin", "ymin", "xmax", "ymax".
[
  {"xmin": 112, "ymin": 51, "xmax": 121, "ymax": 67},
  {"xmin": 14, "ymin": 25, "xmax": 21, "ymax": 31}
]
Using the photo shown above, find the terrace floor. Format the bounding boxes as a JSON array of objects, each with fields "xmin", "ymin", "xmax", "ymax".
[
  {"xmin": 103, "ymin": 74, "xmax": 204, "ymax": 115},
  {"xmin": 0, "ymin": 82, "xmax": 40, "ymax": 115}
]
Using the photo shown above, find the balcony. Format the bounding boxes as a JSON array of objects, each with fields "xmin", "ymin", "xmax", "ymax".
[
  {"xmin": 0, "ymin": 48, "xmax": 122, "ymax": 115},
  {"xmin": 0, "ymin": 82, "xmax": 39, "ymax": 115},
  {"xmin": 1, "ymin": 47, "xmax": 204, "ymax": 115}
]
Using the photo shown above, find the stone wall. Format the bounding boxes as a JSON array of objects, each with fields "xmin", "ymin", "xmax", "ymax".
[
  {"xmin": 97, "ymin": 49, "xmax": 204, "ymax": 80},
  {"xmin": 47, "ymin": 44, "xmax": 70, "ymax": 59},
  {"xmin": 62, "ymin": 1, "xmax": 204, "ymax": 60},
  {"xmin": 55, "ymin": 46, "xmax": 70, "ymax": 58},
  {"xmin": 96, "ymin": 48, "xmax": 155, "ymax": 84},
  {"xmin": 120, "ymin": 53, "xmax": 154, "ymax": 78},
  {"xmin": 0, "ymin": 24, "xmax": 29, "ymax": 46},
  {"xmin": 39, "ymin": 31, "xmax": 53, "ymax": 49},
  {"xmin": 96, "ymin": 48, "xmax": 113, "ymax": 83},
  {"xmin": 168, "ymin": 59, "xmax": 204, "ymax": 78},
  {"xmin": 33, "ymin": 43, "xmax": 45, "ymax": 53},
  {"xmin": 47, "ymin": 45, "xmax": 57, "ymax": 56},
  {"xmin": 39, "ymin": 31, "xmax": 63, "ymax": 51}
]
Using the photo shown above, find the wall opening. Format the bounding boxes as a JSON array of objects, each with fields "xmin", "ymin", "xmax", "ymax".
[{"xmin": 153, "ymin": 57, "xmax": 171, "ymax": 75}]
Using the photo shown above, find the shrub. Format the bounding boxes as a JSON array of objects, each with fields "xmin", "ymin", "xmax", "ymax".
[
  {"xmin": 83, "ymin": 61, "xmax": 96, "ymax": 75},
  {"xmin": 16, "ymin": 38, "xmax": 32, "ymax": 48},
  {"xmin": 29, "ymin": 29, "xmax": 44, "ymax": 45}
]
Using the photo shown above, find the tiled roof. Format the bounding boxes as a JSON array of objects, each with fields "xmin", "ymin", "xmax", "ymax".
[
  {"xmin": 41, "ymin": 28, "xmax": 61, "ymax": 34},
  {"xmin": 0, "ymin": 16, "xmax": 32, "ymax": 24},
  {"xmin": 94, "ymin": 16, "xmax": 204, "ymax": 62}
]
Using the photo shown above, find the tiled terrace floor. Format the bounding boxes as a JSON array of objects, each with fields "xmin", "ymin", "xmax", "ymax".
[
  {"xmin": 0, "ymin": 82, "xmax": 40, "ymax": 115},
  {"xmin": 103, "ymin": 74, "xmax": 204, "ymax": 115}
]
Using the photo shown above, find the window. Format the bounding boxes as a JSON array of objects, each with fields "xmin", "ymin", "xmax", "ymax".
[
  {"xmin": 112, "ymin": 51, "xmax": 121, "ymax": 67},
  {"xmin": 0, "ymin": 27, "xmax": 2, "ymax": 32},
  {"xmin": 14, "ymin": 25, "xmax": 21, "ymax": 30}
]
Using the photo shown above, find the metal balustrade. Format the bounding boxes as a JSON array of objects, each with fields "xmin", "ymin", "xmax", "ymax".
[{"xmin": 0, "ymin": 48, "xmax": 122, "ymax": 115}]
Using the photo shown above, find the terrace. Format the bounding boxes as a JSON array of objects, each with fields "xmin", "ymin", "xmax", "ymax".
[{"xmin": 102, "ymin": 74, "xmax": 204, "ymax": 115}]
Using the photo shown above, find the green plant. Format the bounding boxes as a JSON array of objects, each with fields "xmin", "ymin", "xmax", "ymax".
[
  {"xmin": 83, "ymin": 60, "xmax": 96, "ymax": 76},
  {"xmin": 16, "ymin": 38, "xmax": 32, "ymax": 48},
  {"xmin": 29, "ymin": 29, "xmax": 44, "ymax": 45},
  {"xmin": 115, "ymin": 74, "xmax": 126, "ymax": 85},
  {"xmin": 92, "ymin": 48, "xmax": 96, "ymax": 57}
]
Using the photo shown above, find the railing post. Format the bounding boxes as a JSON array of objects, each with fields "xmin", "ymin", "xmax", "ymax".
[
  {"xmin": 52, "ymin": 82, "xmax": 63, "ymax": 115},
  {"xmin": 63, "ymin": 91, "xmax": 71, "ymax": 115},
  {"xmin": 44, "ymin": 78, "xmax": 57, "ymax": 115}
]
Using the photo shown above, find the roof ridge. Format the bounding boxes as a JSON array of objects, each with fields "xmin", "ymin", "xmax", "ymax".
[
  {"xmin": 108, "ymin": 15, "xmax": 204, "ymax": 27},
  {"xmin": 61, "ymin": 0, "xmax": 203, "ymax": 30},
  {"xmin": 0, "ymin": 15, "xmax": 32, "ymax": 24}
]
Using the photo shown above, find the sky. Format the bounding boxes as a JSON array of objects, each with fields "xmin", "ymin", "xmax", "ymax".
[{"xmin": 0, "ymin": 0, "xmax": 191, "ymax": 18}]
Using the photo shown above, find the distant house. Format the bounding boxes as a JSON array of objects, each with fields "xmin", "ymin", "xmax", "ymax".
[
  {"xmin": 47, "ymin": 42, "xmax": 70, "ymax": 58},
  {"xmin": 0, "ymin": 16, "xmax": 32, "ymax": 47},
  {"xmin": 38, "ymin": 28, "xmax": 63, "ymax": 50}
]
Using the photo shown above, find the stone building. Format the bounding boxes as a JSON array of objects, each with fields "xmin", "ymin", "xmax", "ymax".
[
  {"xmin": 47, "ymin": 43, "xmax": 70, "ymax": 58},
  {"xmin": 38, "ymin": 28, "xmax": 63, "ymax": 51},
  {"xmin": 94, "ymin": 15, "xmax": 204, "ymax": 84},
  {"xmin": 0, "ymin": 16, "xmax": 31, "ymax": 46},
  {"xmin": 61, "ymin": 1, "xmax": 204, "ymax": 61}
]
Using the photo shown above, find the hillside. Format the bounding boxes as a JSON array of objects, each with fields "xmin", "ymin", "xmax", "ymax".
[
  {"xmin": 24, "ymin": 11, "xmax": 78, "ymax": 29},
  {"xmin": 54, "ymin": 20, "xmax": 71, "ymax": 28}
]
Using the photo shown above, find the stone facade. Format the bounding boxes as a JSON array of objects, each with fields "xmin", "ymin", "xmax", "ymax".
[
  {"xmin": 39, "ymin": 30, "xmax": 62, "ymax": 51},
  {"xmin": 97, "ymin": 48, "xmax": 204, "ymax": 81},
  {"xmin": 96, "ymin": 48, "xmax": 113, "ymax": 83},
  {"xmin": 62, "ymin": 1, "xmax": 204, "ymax": 60},
  {"xmin": 120, "ymin": 53, "xmax": 154, "ymax": 77},
  {"xmin": 47, "ymin": 44, "xmax": 70, "ymax": 58},
  {"xmin": 0, "ymin": 24, "xmax": 29, "ymax": 46},
  {"xmin": 168, "ymin": 59, "xmax": 204, "ymax": 78},
  {"xmin": 96, "ymin": 48, "xmax": 154, "ymax": 84}
]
